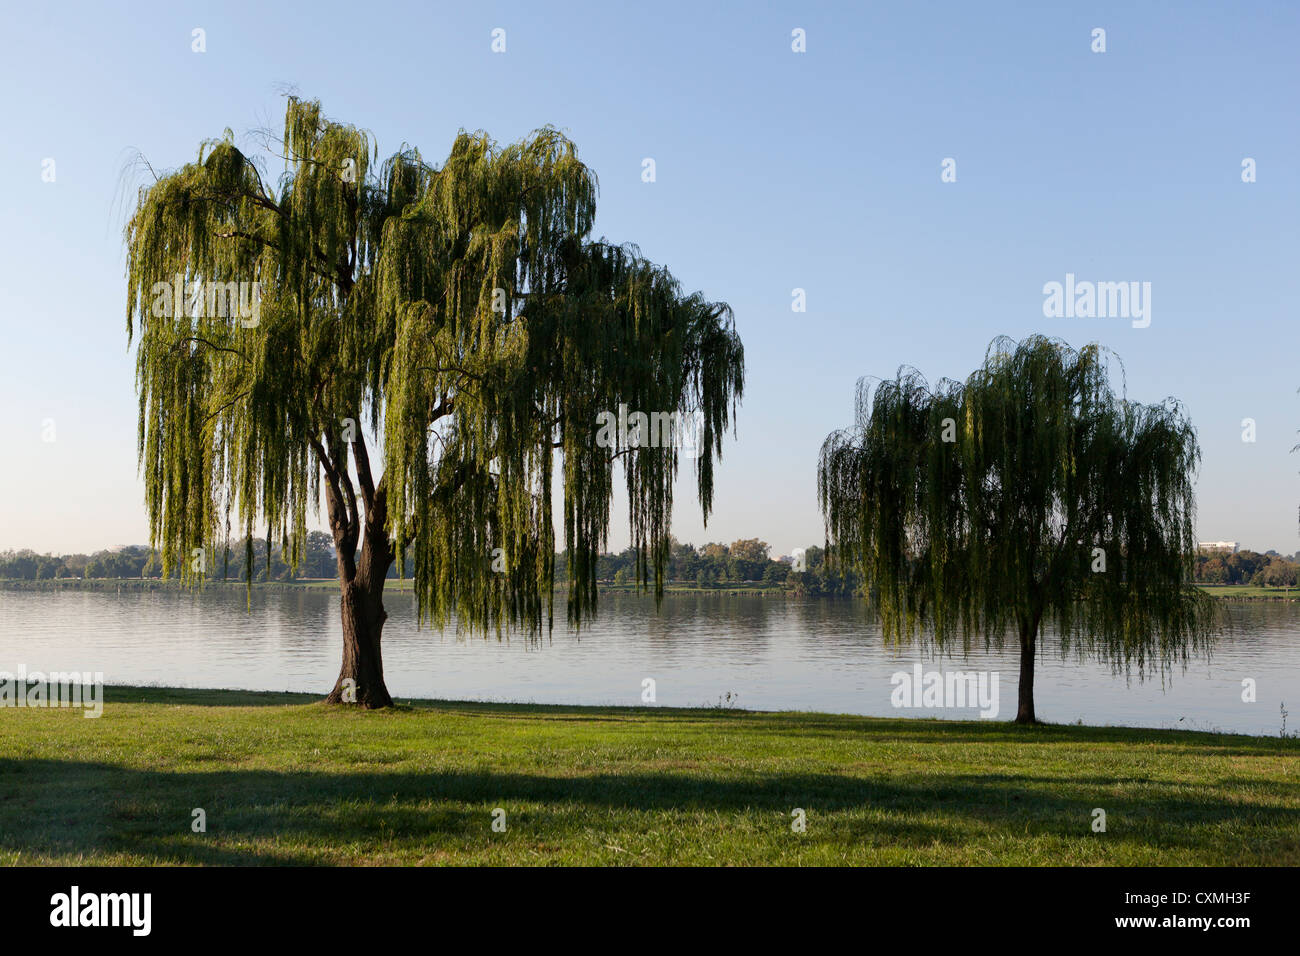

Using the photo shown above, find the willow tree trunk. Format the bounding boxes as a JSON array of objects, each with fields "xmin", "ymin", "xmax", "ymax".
[
  {"xmin": 325, "ymin": 487, "xmax": 395, "ymax": 708},
  {"xmin": 1015, "ymin": 615, "xmax": 1038, "ymax": 724},
  {"xmin": 326, "ymin": 569, "xmax": 394, "ymax": 708}
]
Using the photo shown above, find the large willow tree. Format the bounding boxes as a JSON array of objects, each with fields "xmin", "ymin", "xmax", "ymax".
[
  {"xmin": 819, "ymin": 335, "xmax": 1215, "ymax": 723},
  {"xmin": 125, "ymin": 97, "xmax": 744, "ymax": 707}
]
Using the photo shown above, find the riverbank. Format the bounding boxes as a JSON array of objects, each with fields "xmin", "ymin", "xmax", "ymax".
[
  {"xmin": 1196, "ymin": 584, "xmax": 1299, "ymax": 601},
  {"xmin": 1, "ymin": 685, "xmax": 1295, "ymax": 866},
  {"xmin": 1, "ymin": 578, "xmax": 1294, "ymax": 600},
  {"xmin": 0, "ymin": 577, "xmax": 790, "ymax": 597}
]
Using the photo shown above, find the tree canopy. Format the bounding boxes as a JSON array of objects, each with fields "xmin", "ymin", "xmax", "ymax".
[
  {"xmin": 124, "ymin": 96, "xmax": 744, "ymax": 700},
  {"xmin": 818, "ymin": 335, "xmax": 1217, "ymax": 721}
]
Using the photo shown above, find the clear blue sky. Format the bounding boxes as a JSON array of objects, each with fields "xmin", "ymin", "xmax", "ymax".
[{"xmin": 1, "ymin": 1, "xmax": 1297, "ymax": 557}]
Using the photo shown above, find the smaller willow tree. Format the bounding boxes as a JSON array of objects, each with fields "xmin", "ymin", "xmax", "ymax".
[
  {"xmin": 818, "ymin": 335, "xmax": 1216, "ymax": 723},
  {"xmin": 125, "ymin": 97, "xmax": 744, "ymax": 707}
]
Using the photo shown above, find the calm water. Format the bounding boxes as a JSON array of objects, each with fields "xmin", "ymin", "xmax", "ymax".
[{"xmin": 1, "ymin": 588, "xmax": 1297, "ymax": 736}]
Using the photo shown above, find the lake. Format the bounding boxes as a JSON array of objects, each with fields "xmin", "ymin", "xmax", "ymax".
[{"xmin": 1, "ymin": 587, "xmax": 1297, "ymax": 736}]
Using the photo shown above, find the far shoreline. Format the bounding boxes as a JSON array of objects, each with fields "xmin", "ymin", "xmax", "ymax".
[{"xmin": 1, "ymin": 577, "xmax": 1296, "ymax": 601}]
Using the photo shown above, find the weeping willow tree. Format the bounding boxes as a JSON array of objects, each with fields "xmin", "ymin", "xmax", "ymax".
[
  {"xmin": 125, "ymin": 97, "xmax": 744, "ymax": 707},
  {"xmin": 819, "ymin": 335, "xmax": 1216, "ymax": 723}
]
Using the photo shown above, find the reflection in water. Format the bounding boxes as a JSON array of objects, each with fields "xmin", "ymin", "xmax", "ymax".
[{"xmin": 0, "ymin": 589, "xmax": 1296, "ymax": 736}]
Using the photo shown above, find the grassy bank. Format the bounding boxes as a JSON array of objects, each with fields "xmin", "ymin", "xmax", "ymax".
[
  {"xmin": 1, "ymin": 686, "xmax": 1296, "ymax": 866},
  {"xmin": 1196, "ymin": 584, "xmax": 1298, "ymax": 600}
]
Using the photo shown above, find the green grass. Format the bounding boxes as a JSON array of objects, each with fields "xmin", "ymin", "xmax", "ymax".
[
  {"xmin": 1197, "ymin": 584, "xmax": 1298, "ymax": 600},
  {"xmin": 1, "ymin": 686, "xmax": 1296, "ymax": 866}
]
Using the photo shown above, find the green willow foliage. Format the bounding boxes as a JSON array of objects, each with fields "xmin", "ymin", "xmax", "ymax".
[
  {"xmin": 126, "ymin": 97, "xmax": 743, "ymax": 635},
  {"xmin": 818, "ymin": 335, "xmax": 1216, "ymax": 679}
]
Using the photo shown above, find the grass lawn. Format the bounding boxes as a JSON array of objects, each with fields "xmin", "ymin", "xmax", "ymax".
[
  {"xmin": 1, "ymin": 686, "xmax": 1296, "ymax": 866},
  {"xmin": 1197, "ymin": 584, "xmax": 1297, "ymax": 600}
]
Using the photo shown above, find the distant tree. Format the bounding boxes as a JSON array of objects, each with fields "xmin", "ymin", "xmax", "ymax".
[
  {"xmin": 668, "ymin": 538, "xmax": 699, "ymax": 581},
  {"xmin": 33, "ymin": 555, "xmax": 63, "ymax": 580},
  {"xmin": 5, "ymin": 551, "xmax": 38, "ymax": 580},
  {"xmin": 819, "ymin": 336, "xmax": 1217, "ymax": 723},
  {"xmin": 729, "ymin": 538, "xmax": 769, "ymax": 563},
  {"xmin": 302, "ymin": 531, "xmax": 336, "ymax": 579},
  {"xmin": 726, "ymin": 538, "xmax": 769, "ymax": 581},
  {"xmin": 1198, "ymin": 556, "xmax": 1228, "ymax": 584},
  {"xmin": 124, "ymin": 96, "xmax": 743, "ymax": 707},
  {"xmin": 1257, "ymin": 561, "xmax": 1297, "ymax": 588}
]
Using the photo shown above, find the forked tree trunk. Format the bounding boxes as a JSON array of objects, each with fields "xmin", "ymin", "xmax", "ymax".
[{"xmin": 1015, "ymin": 616, "xmax": 1038, "ymax": 724}]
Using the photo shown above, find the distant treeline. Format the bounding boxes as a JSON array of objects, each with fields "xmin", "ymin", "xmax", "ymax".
[
  {"xmin": 0, "ymin": 536, "xmax": 860, "ymax": 595},
  {"xmin": 1194, "ymin": 549, "xmax": 1299, "ymax": 586},
  {"xmin": 10, "ymin": 539, "xmax": 1289, "ymax": 592},
  {"xmin": 0, "ymin": 535, "xmax": 341, "ymax": 583},
  {"xmin": 593, "ymin": 539, "xmax": 858, "ymax": 595}
]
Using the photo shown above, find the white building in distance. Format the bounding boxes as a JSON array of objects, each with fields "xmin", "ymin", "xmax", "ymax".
[{"xmin": 1197, "ymin": 541, "xmax": 1239, "ymax": 554}]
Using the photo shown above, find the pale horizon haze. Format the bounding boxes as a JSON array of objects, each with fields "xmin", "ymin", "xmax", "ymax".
[{"xmin": 1, "ymin": 1, "xmax": 1297, "ymax": 558}]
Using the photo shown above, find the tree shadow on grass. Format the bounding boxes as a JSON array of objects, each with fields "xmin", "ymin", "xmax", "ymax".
[
  {"xmin": 2, "ymin": 756, "xmax": 1296, "ymax": 865},
  {"xmin": 103, "ymin": 686, "xmax": 321, "ymax": 708}
]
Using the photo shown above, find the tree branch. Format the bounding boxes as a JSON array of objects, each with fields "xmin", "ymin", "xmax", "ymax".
[
  {"xmin": 310, "ymin": 435, "xmax": 358, "ymax": 580},
  {"xmin": 173, "ymin": 336, "xmax": 247, "ymax": 360},
  {"xmin": 351, "ymin": 422, "xmax": 378, "ymax": 514}
]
